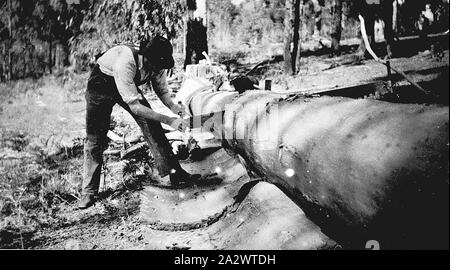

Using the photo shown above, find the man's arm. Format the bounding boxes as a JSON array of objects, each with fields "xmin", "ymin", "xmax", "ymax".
[
  {"xmin": 151, "ymin": 69, "xmax": 175, "ymax": 106},
  {"xmin": 159, "ymin": 92, "xmax": 176, "ymax": 110},
  {"xmin": 151, "ymin": 70, "xmax": 176, "ymax": 110},
  {"xmin": 126, "ymin": 99, "xmax": 174, "ymax": 125},
  {"xmin": 151, "ymin": 70, "xmax": 188, "ymax": 117},
  {"xmin": 113, "ymin": 51, "xmax": 175, "ymax": 125}
]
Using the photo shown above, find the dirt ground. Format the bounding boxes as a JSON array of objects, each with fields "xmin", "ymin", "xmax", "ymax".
[{"xmin": 0, "ymin": 48, "xmax": 448, "ymax": 250}]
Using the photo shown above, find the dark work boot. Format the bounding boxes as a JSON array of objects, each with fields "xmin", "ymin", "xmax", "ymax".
[{"xmin": 78, "ymin": 194, "xmax": 96, "ymax": 210}]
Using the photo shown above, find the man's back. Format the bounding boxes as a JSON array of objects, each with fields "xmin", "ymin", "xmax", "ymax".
[{"xmin": 97, "ymin": 45, "xmax": 139, "ymax": 79}]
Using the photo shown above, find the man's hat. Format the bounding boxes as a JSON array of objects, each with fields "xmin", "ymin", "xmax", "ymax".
[{"xmin": 140, "ymin": 35, "xmax": 175, "ymax": 70}]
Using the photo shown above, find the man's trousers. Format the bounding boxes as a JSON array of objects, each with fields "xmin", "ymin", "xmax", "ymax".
[{"xmin": 82, "ymin": 65, "xmax": 178, "ymax": 195}]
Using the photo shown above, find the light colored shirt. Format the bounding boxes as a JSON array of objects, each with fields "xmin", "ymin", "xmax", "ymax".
[{"xmin": 97, "ymin": 45, "xmax": 169, "ymax": 104}]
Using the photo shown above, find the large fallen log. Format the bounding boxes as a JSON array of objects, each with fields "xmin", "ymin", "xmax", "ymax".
[{"xmin": 176, "ymin": 79, "xmax": 449, "ymax": 249}]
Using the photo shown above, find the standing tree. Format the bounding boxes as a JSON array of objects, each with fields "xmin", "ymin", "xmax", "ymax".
[
  {"xmin": 72, "ymin": 0, "xmax": 185, "ymax": 71},
  {"xmin": 284, "ymin": 0, "xmax": 294, "ymax": 75},
  {"xmin": 184, "ymin": 0, "xmax": 208, "ymax": 68},
  {"xmin": 330, "ymin": 0, "xmax": 343, "ymax": 55},
  {"xmin": 50, "ymin": 0, "xmax": 89, "ymax": 71},
  {"xmin": 295, "ymin": 0, "xmax": 305, "ymax": 74},
  {"xmin": 34, "ymin": 0, "xmax": 57, "ymax": 74},
  {"xmin": 284, "ymin": 0, "xmax": 301, "ymax": 75},
  {"xmin": 392, "ymin": 0, "xmax": 398, "ymax": 37},
  {"xmin": 312, "ymin": 0, "xmax": 324, "ymax": 37},
  {"xmin": 292, "ymin": 0, "xmax": 301, "ymax": 73},
  {"xmin": 380, "ymin": 0, "xmax": 394, "ymax": 57},
  {"xmin": 32, "ymin": 0, "xmax": 89, "ymax": 73},
  {"xmin": 7, "ymin": 0, "xmax": 12, "ymax": 80}
]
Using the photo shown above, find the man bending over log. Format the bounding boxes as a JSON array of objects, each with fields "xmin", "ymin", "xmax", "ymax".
[{"xmin": 79, "ymin": 36, "xmax": 197, "ymax": 209}]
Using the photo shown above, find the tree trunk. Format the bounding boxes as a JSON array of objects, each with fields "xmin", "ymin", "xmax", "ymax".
[
  {"xmin": 330, "ymin": 0, "xmax": 343, "ymax": 55},
  {"xmin": 381, "ymin": 0, "xmax": 394, "ymax": 57},
  {"xmin": 312, "ymin": 0, "xmax": 323, "ymax": 38},
  {"xmin": 392, "ymin": 0, "xmax": 398, "ymax": 36},
  {"xmin": 63, "ymin": 40, "xmax": 70, "ymax": 67},
  {"xmin": 285, "ymin": 0, "xmax": 301, "ymax": 75},
  {"xmin": 291, "ymin": 0, "xmax": 301, "ymax": 74},
  {"xmin": 295, "ymin": 0, "xmax": 305, "ymax": 74},
  {"xmin": 52, "ymin": 42, "xmax": 56, "ymax": 69},
  {"xmin": 48, "ymin": 41, "xmax": 53, "ymax": 74},
  {"xmin": 54, "ymin": 42, "xmax": 70, "ymax": 71},
  {"xmin": 184, "ymin": 0, "xmax": 208, "ymax": 68},
  {"xmin": 55, "ymin": 43, "xmax": 61, "ymax": 71},
  {"xmin": 283, "ymin": 0, "xmax": 294, "ymax": 75},
  {"xmin": 1, "ymin": 43, "xmax": 5, "ymax": 81},
  {"xmin": 176, "ymin": 81, "xmax": 449, "ymax": 249},
  {"xmin": 8, "ymin": 0, "xmax": 12, "ymax": 81}
]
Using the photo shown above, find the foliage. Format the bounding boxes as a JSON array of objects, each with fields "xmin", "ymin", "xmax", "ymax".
[
  {"xmin": 207, "ymin": 0, "xmax": 449, "ymax": 59},
  {"xmin": 65, "ymin": 0, "xmax": 187, "ymax": 71},
  {"xmin": 0, "ymin": 0, "xmax": 449, "ymax": 80},
  {"xmin": 0, "ymin": 0, "xmax": 89, "ymax": 79},
  {"xmin": 0, "ymin": 0, "xmax": 186, "ymax": 79}
]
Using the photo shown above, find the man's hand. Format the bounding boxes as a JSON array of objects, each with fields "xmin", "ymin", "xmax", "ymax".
[
  {"xmin": 170, "ymin": 102, "xmax": 187, "ymax": 118},
  {"xmin": 169, "ymin": 118, "xmax": 190, "ymax": 132}
]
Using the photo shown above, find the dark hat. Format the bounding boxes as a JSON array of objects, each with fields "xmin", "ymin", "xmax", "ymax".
[{"xmin": 140, "ymin": 35, "xmax": 175, "ymax": 70}]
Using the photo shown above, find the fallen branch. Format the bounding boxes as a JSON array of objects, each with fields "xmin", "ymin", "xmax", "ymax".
[
  {"xmin": 107, "ymin": 130, "xmax": 143, "ymax": 145},
  {"xmin": 104, "ymin": 149, "xmax": 121, "ymax": 156},
  {"xmin": 245, "ymin": 55, "xmax": 282, "ymax": 76},
  {"xmin": 120, "ymin": 142, "xmax": 148, "ymax": 160},
  {"xmin": 107, "ymin": 130, "xmax": 123, "ymax": 143}
]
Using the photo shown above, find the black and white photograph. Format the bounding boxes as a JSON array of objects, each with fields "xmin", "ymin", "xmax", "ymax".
[{"xmin": 0, "ymin": 0, "xmax": 448, "ymax": 253}]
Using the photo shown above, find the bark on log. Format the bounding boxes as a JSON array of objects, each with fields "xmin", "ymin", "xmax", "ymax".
[{"xmin": 177, "ymin": 79, "xmax": 449, "ymax": 249}]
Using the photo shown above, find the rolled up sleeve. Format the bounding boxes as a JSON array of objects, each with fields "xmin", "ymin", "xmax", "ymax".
[
  {"xmin": 151, "ymin": 70, "xmax": 169, "ymax": 98},
  {"xmin": 113, "ymin": 52, "xmax": 141, "ymax": 105}
]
